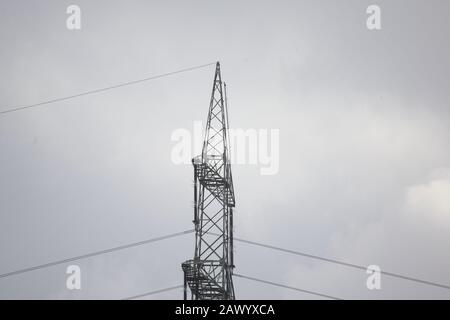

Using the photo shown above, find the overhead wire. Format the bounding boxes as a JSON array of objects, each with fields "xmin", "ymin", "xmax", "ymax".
[
  {"xmin": 0, "ymin": 62, "xmax": 216, "ymax": 115},
  {"xmin": 234, "ymin": 273, "xmax": 342, "ymax": 300},
  {"xmin": 205, "ymin": 232, "xmax": 450, "ymax": 291},
  {"xmin": 123, "ymin": 285, "xmax": 184, "ymax": 300},
  {"xmin": 0, "ymin": 229, "xmax": 194, "ymax": 279}
]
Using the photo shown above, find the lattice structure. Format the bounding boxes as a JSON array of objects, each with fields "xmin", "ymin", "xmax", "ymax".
[{"xmin": 182, "ymin": 62, "xmax": 235, "ymax": 300}]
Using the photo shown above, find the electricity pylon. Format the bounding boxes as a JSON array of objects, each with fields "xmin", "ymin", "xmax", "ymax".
[{"xmin": 182, "ymin": 62, "xmax": 236, "ymax": 300}]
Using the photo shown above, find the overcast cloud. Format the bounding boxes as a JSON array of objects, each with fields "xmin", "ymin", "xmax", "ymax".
[{"xmin": 0, "ymin": 0, "xmax": 449, "ymax": 299}]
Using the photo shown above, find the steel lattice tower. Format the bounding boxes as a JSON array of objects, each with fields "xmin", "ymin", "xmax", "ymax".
[{"xmin": 182, "ymin": 62, "xmax": 236, "ymax": 300}]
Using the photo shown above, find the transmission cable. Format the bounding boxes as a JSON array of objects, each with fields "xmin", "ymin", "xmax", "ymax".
[
  {"xmin": 0, "ymin": 62, "xmax": 216, "ymax": 115},
  {"xmin": 123, "ymin": 285, "xmax": 184, "ymax": 300},
  {"xmin": 234, "ymin": 273, "xmax": 342, "ymax": 300},
  {"xmin": 0, "ymin": 229, "xmax": 194, "ymax": 279},
  {"xmin": 232, "ymin": 236, "xmax": 450, "ymax": 291}
]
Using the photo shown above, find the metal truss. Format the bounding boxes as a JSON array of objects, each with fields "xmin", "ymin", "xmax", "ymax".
[{"xmin": 182, "ymin": 62, "xmax": 235, "ymax": 300}]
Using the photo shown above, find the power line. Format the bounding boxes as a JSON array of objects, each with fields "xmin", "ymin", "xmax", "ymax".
[
  {"xmin": 123, "ymin": 285, "xmax": 183, "ymax": 300},
  {"xmin": 0, "ymin": 229, "xmax": 194, "ymax": 279},
  {"xmin": 0, "ymin": 62, "xmax": 216, "ymax": 115},
  {"xmin": 123, "ymin": 274, "xmax": 342, "ymax": 300},
  {"xmin": 3, "ymin": 228, "xmax": 448, "ymax": 293},
  {"xmin": 234, "ymin": 273, "xmax": 342, "ymax": 300},
  {"xmin": 233, "ymin": 236, "xmax": 450, "ymax": 291}
]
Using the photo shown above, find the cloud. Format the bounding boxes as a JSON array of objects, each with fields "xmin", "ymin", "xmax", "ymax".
[
  {"xmin": 281, "ymin": 167, "xmax": 450, "ymax": 299},
  {"xmin": 2, "ymin": 0, "xmax": 450, "ymax": 300},
  {"xmin": 405, "ymin": 168, "xmax": 450, "ymax": 226}
]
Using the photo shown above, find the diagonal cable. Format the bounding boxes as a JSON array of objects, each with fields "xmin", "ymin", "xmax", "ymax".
[
  {"xmin": 123, "ymin": 285, "xmax": 183, "ymax": 300},
  {"xmin": 0, "ymin": 229, "xmax": 194, "ymax": 279},
  {"xmin": 0, "ymin": 62, "xmax": 216, "ymax": 115},
  {"xmin": 234, "ymin": 273, "xmax": 342, "ymax": 300},
  {"xmin": 233, "ymin": 236, "xmax": 450, "ymax": 291}
]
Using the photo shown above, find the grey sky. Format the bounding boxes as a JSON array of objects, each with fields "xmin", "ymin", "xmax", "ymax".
[{"xmin": 0, "ymin": 0, "xmax": 450, "ymax": 299}]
